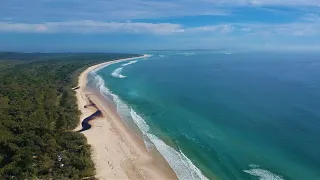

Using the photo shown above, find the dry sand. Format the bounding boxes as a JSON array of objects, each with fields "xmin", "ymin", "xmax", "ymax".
[{"xmin": 74, "ymin": 55, "xmax": 178, "ymax": 180}]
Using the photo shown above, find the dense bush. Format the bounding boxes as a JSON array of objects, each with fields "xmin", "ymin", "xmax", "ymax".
[{"xmin": 0, "ymin": 52, "xmax": 139, "ymax": 179}]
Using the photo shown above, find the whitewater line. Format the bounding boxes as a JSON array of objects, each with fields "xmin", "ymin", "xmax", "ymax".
[{"xmin": 92, "ymin": 74, "xmax": 209, "ymax": 180}]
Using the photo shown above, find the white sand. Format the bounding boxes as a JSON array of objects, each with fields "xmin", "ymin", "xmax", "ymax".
[{"xmin": 74, "ymin": 55, "xmax": 177, "ymax": 180}]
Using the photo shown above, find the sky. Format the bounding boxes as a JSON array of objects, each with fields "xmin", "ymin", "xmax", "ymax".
[{"xmin": 1, "ymin": 0, "xmax": 320, "ymax": 52}]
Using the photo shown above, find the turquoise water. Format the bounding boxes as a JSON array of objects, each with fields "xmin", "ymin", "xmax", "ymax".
[{"xmin": 89, "ymin": 51, "xmax": 320, "ymax": 180}]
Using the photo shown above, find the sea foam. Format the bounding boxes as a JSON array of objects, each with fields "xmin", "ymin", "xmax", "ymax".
[
  {"xmin": 91, "ymin": 55, "xmax": 208, "ymax": 180},
  {"xmin": 146, "ymin": 133, "xmax": 208, "ymax": 180},
  {"xmin": 93, "ymin": 54, "xmax": 149, "ymax": 74},
  {"xmin": 92, "ymin": 75, "xmax": 112, "ymax": 100},
  {"xmin": 111, "ymin": 67, "xmax": 126, "ymax": 78},
  {"xmin": 122, "ymin": 60, "xmax": 138, "ymax": 67},
  {"xmin": 177, "ymin": 52, "xmax": 196, "ymax": 56},
  {"xmin": 112, "ymin": 60, "xmax": 139, "ymax": 78},
  {"xmin": 130, "ymin": 108, "xmax": 150, "ymax": 132},
  {"xmin": 244, "ymin": 165, "xmax": 284, "ymax": 180},
  {"xmin": 92, "ymin": 74, "xmax": 209, "ymax": 180},
  {"xmin": 127, "ymin": 105, "xmax": 208, "ymax": 180}
]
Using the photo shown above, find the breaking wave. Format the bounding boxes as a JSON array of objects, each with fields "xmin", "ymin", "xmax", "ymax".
[
  {"xmin": 112, "ymin": 59, "xmax": 140, "ymax": 78},
  {"xmin": 244, "ymin": 164, "xmax": 284, "ymax": 180},
  {"xmin": 111, "ymin": 67, "xmax": 126, "ymax": 78},
  {"xmin": 176, "ymin": 52, "xmax": 196, "ymax": 56},
  {"xmin": 184, "ymin": 52, "xmax": 196, "ymax": 56},
  {"xmin": 122, "ymin": 60, "xmax": 138, "ymax": 67},
  {"xmin": 91, "ymin": 73, "xmax": 208, "ymax": 180}
]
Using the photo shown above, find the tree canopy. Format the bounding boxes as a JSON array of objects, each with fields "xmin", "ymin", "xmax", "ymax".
[{"xmin": 0, "ymin": 52, "xmax": 140, "ymax": 179}]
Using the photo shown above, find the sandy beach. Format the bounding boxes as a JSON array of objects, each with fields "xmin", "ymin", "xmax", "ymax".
[{"xmin": 74, "ymin": 55, "xmax": 177, "ymax": 180}]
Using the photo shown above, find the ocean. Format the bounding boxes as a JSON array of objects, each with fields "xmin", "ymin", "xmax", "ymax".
[{"xmin": 87, "ymin": 51, "xmax": 320, "ymax": 180}]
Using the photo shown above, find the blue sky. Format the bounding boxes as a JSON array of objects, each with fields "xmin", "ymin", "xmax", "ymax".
[{"xmin": 1, "ymin": 0, "xmax": 320, "ymax": 52}]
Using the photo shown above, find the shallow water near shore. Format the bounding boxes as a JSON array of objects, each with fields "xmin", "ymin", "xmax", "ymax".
[{"xmin": 88, "ymin": 51, "xmax": 320, "ymax": 180}]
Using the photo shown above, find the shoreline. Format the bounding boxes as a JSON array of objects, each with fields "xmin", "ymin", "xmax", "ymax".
[{"xmin": 74, "ymin": 55, "xmax": 178, "ymax": 180}]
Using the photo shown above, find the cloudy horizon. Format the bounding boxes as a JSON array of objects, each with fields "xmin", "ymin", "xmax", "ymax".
[{"xmin": 1, "ymin": 0, "xmax": 320, "ymax": 52}]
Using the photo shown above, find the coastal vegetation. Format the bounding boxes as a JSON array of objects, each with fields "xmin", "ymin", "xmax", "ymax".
[{"xmin": 0, "ymin": 52, "xmax": 139, "ymax": 179}]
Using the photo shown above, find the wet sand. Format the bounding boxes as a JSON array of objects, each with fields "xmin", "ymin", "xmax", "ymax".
[{"xmin": 74, "ymin": 55, "xmax": 177, "ymax": 180}]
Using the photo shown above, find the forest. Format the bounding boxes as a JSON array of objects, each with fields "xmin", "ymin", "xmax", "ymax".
[{"xmin": 0, "ymin": 52, "xmax": 139, "ymax": 179}]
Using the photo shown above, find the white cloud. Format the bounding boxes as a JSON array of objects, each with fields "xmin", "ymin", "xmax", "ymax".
[
  {"xmin": 0, "ymin": 21, "xmax": 184, "ymax": 34},
  {"xmin": 1, "ymin": 20, "xmax": 319, "ymax": 38},
  {"xmin": 203, "ymin": 0, "xmax": 320, "ymax": 6},
  {"xmin": 1, "ymin": 0, "xmax": 320, "ymax": 24},
  {"xmin": 301, "ymin": 13, "xmax": 320, "ymax": 22},
  {"xmin": 187, "ymin": 24, "xmax": 235, "ymax": 33},
  {"xmin": 187, "ymin": 21, "xmax": 320, "ymax": 37},
  {"xmin": 237, "ymin": 22, "xmax": 320, "ymax": 36},
  {"xmin": 0, "ymin": 0, "xmax": 229, "ymax": 21}
]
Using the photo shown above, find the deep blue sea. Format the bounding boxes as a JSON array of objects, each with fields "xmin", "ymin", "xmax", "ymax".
[{"xmin": 88, "ymin": 51, "xmax": 320, "ymax": 180}]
